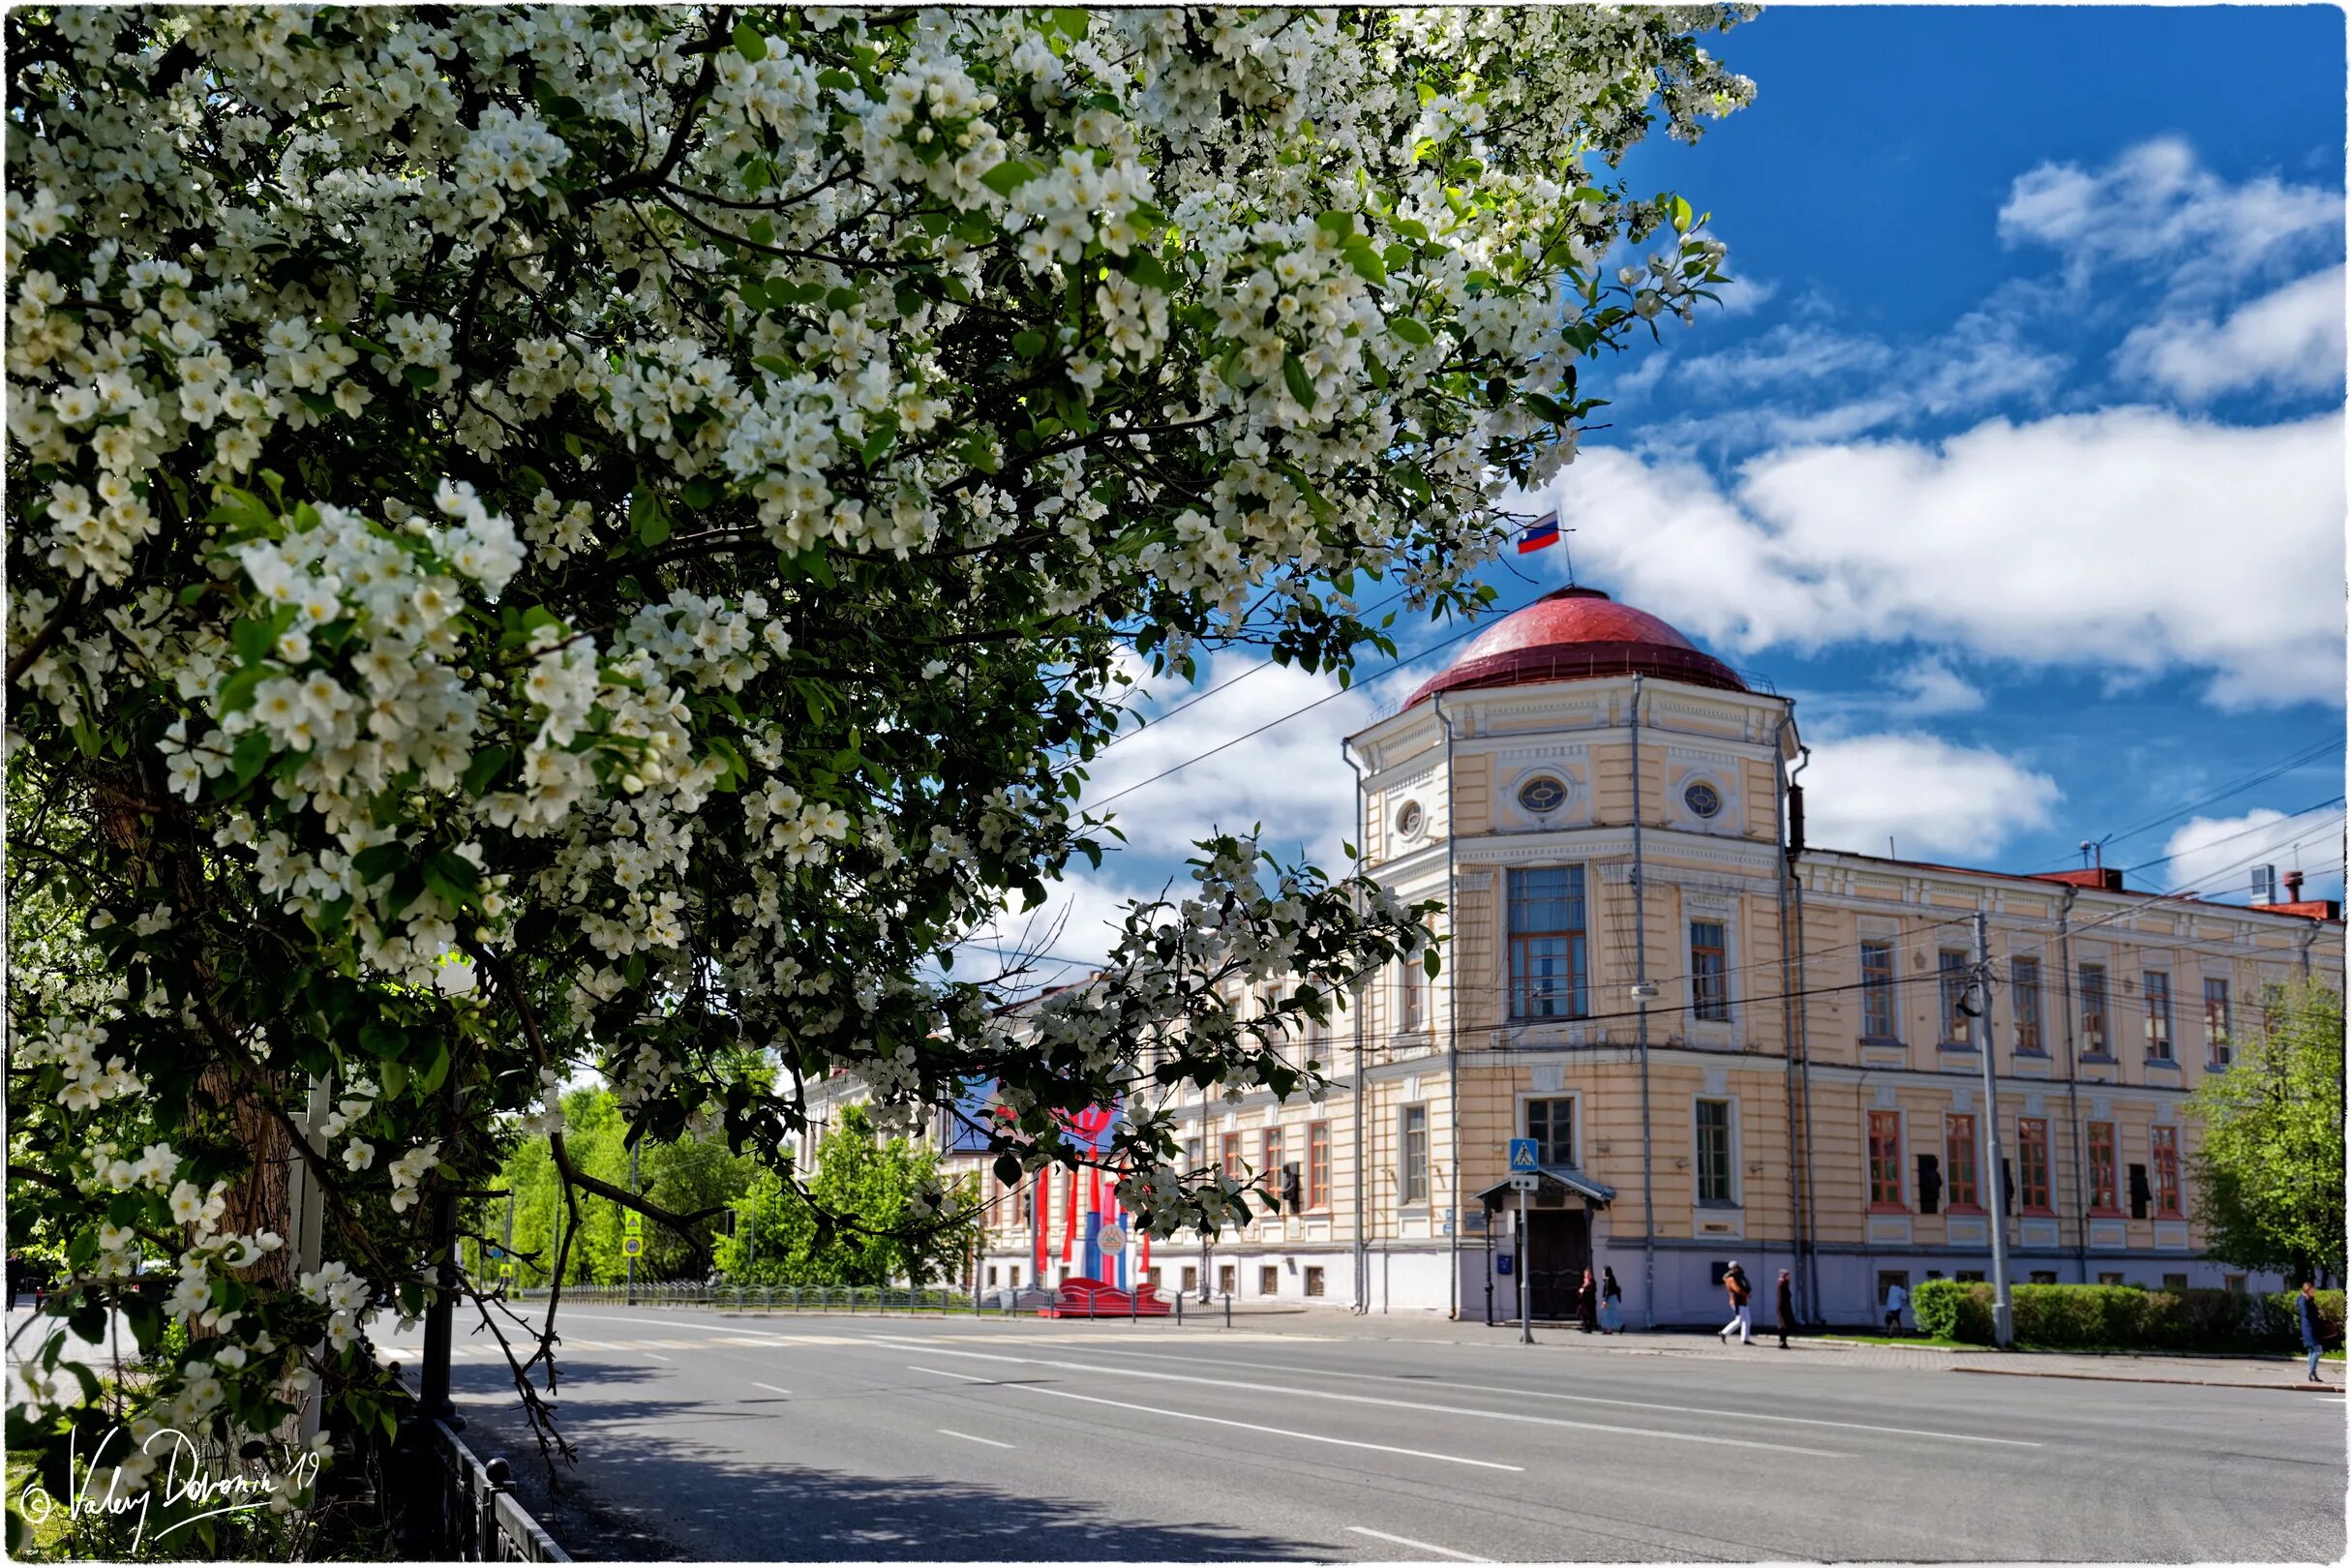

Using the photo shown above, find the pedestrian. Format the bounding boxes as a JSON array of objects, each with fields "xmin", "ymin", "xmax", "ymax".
[
  {"xmin": 1883, "ymin": 1278, "xmax": 1908, "ymax": 1333},
  {"xmin": 1576, "ymin": 1267, "xmax": 1599, "ymax": 1334},
  {"xmin": 4, "ymin": 1253, "xmax": 19, "ymax": 1310},
  {"xmin": 1599, "ymin": 1267, "xmax": 1624, "ymax": 1335},
  {"xmin": 1717, "ymin": 1260, "xmax": 1753, "ymax": 1344},
  {"xmin": 1776, "ymin": 1269, "xmax": 1796, "ymax": 1348},
  {"xmin": 2299, "ymin": 1279, "xmax": 2329, "ymax": 1384}
]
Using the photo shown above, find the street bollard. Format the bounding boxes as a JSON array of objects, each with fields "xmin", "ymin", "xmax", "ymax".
[
  {"xmin": 1175, "ymin": 1292, "xmax": 1184, "ymax": 1325},
  {"xmin": 1222, "ymin": 1290, "xmax": 1232, "ymax": 1329}
]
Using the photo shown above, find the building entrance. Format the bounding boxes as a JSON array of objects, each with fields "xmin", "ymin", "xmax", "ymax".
[{"xmin": 1524, "ymin": 1210, "xmax": 1591, "ymax": 1319}]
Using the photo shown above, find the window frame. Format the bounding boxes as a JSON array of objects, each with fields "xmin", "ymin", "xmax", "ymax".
[
  {"xmin": 1260, "ymin": 1126, "xmax": 1284, "ymax": 1204},
  {"xmin": 2011, "ymin": 956, "xmax": 2043, "ymax": 1055},
  {"xmin": 2143, "ymin": 971, "xmax": 2173, "ymax": 1062},
  {"xmin": 1867, "ymin": 1109, "xmax": 1905, "ymax": 1211},
  {"xmin": 2204, "ymin": 977, "xmax": 2232, "ymax": 1069},
  {"xmin": 1938, "ymin": 949, "xmax": 1972, "ymax": 1046},
  {"xmin": 2016, "ymin": 1116, "xmax": 2053, "ymax": 1214},
  {"xmin": 1944, "ymin": 1112, "xmax": 1980, "ymax": 1212},
  {"xmin": 1219, "ymin": 1131, "xmax": 1241, "ymax": 1185},
  {"xmin": 2087, "ymin": 1120, "xmax": 2121, "ymax": 1215},
  {"xmin": 1400, "ymin": 957, "xmax": 1427, "ymax": 1034},
  {"xmin": 1507, "ymin": 865, "xmax": 1589, "ymax": 1021},
  {"xmin": 1307, "ymin": 1120, "xmax": 1331, "ymax": 1211},
  {"xmin": 1399, "ymin": 1102, "xmax": 1430, "ymax": 1206},
  {"xmin": 1523, "ymin": 1095, "xmax": 1577, "ymax": 1168},
  {"xmin": 1694, "ymin": 1097, "xmax": 1736, "ymax": 1207},
  {"xmin": 2078, "ymin": 964, "xmax": 2110, "ymax": 1057},
  {"xmin": 1689, "ymin": 919, "xmax": 1730, "ymax": 1024},
  {"xmin": 1860, "ymin": 942, "xmax": 1898, "ymax": 1041},
  {"xmin": 2151, "ymin": 1125, "xmax": 2182, "ymax": 1219}
]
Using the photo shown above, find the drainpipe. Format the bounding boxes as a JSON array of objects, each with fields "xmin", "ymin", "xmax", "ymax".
[
  {"xmin": 2298, "ymin": 923, "xmax": 2317, "ymax": 981},
  {"xmin": 1790, "ymin": 743, "xmax": 1819, "ymax": 1316},
  {"xmin": 1343, "ymin": 739, "xmax": 1370, "ymax": 1314},
  {"xmin": 1772, "ymin": 711, "xmax": 1803, "ymax": 1320},
  {"xmin": 1631, "ymin": 676, "xmax": 1654, "ymax": 1329},
  {"xmin": 1436, "ymin": 693, "xmax": 1462, "ymax": 1320},
  {"xmin": 2058, "ymin": 886, "xmax": 2088, "ymax": 1283}
]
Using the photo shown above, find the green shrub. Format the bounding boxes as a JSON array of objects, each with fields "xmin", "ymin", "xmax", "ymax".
[
  {"xmin": 2254, "ymin": 1289, "xmax": 2344, "ymax": 1349},
  {"xmin": 1912, "ymin": 1279, "xmax": 1995, "ymax": 1342},
  {"xmin": 1987, "ymin": 1283, "xmax": 2341, "ymax": 1352}
]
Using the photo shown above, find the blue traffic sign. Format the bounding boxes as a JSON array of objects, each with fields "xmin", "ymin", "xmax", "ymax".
[{"xmin": 1508, "ymin": 1138, "xmax": 1540, "ymax": 1172}]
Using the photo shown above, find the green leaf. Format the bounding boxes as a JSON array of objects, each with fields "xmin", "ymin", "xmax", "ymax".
[
  {"xmin": 1343, "ymin": 238, "xmax": 1386, "ymax": 286},
  {"xmin": 416, "ymin": 1037, "xmax": 452, "ymax": 1096},
  {"xmin": 980, "ymin": 159, "xmax": 1041, "ymax": 197},
  {"xmin": 1670, "ymin": 194, "xmax": 1694, "ymax": 233},
  {"xmin": 403, "ymin": 363, "xmax": 440, "ymax": 388},
  {"xmin": 1390, "ymin": 317, "xmax": 1434, "ymax": 346},
  {"xmin": 861, "ymin": 426, "xmax": 896, "ymax": 466},
  {"xmin": 1314, "ymin": 209, "xmax": 1356, "ymax": 241},
  {"xmin": 462, "ymin": 746, "xmax": 511, "ymax": 798},
  {"xmin": 230, "ymin": 729, "xmax": 275, "ymax": 787},
  {"xmin": 681, "ymin": 478, "xmax": 717, "ymax": 509},
  {"xmin": 733, "ymin": 19, "xmax": 767, "ymax": 60},
  {"xmin": 351, "ymin": 843, "xmax": 407, "ymax": 882},
  {"xmin": 1011, "ymin": 328, "xmax": 1047, "ymax": 359},
  {"xmin": 215, "ymin": 662, "xmax": 269, "ymax": 716},
  {"xmin": 631, "ymin": 486, "xmax": 671, "ymax": 547},
  {"xmin": 1425, "ymin": 948, "xmax": 1443, "ymax": 979},
  {"xmin": 1281, "ymin": 351, "xmax": 1317, "ymax": 410},
  {"xmin": 422, "ymin": 848, "xmax": 482, "ymax": 912},
  {"xmin": 747, "ymin": 215, "xmax": 775, "ymax": 248}
]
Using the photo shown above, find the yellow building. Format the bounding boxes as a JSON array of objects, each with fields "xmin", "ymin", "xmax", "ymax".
[{"xmin": 957, "ymin": 587, "xmax": 2343, "ymax": 1324}]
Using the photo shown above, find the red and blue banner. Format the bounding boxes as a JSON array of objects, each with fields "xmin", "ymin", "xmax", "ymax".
[{"xmin": 1517, "ymin": 512, "xmax": 1560, "ymax": 555}]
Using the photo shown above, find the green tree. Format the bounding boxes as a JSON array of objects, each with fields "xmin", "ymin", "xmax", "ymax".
[
  {"xmin": 716, "ymin": 1105, "xmax": 977, "ymax": 1286},
  {"xmin": 2185, "ymin": 980, "xmax": 2346, "ymax": 1284}
]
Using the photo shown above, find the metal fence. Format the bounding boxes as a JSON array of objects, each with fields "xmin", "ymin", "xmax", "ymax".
[
  {"xmin": 509, "ymin": 1282, "xmax": 1031, "ymax": 1315},
  {"xmin": 414, "ymin": 1417, "xmax": 570, "ymax": 1562}
]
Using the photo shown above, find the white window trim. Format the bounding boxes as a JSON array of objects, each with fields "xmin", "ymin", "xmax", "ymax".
[
  {"xmin": 1397, "ymin": 1101, "xmax": 1431, "ymax": 1209},
  {"xmin": 1692, "ymin": 1092, "xmax": 1741, "ymax": 1209},
  {"xmin": 1513, "ymin": 1088, "xmax": 1582, "ymax": 1170},
  {"xmin": 1685, "ymin": 904, "xmax": 1736, "ymax": 1032}
]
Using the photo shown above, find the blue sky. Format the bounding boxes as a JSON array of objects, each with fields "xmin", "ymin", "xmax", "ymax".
[{"xmin": 982, "ymin": 6, "xmax": 2348, "ymax": 980}]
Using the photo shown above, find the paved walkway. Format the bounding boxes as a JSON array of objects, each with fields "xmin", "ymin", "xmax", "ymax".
[{"xmin": 1141, "ymin": 1303, "xmax": 2347, "ymax": 1389}]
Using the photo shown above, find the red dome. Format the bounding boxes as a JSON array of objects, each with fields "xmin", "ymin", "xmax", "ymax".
[{"xmin": 1405, "ymin": 587, "xmax": 1746, "ymax": 707}]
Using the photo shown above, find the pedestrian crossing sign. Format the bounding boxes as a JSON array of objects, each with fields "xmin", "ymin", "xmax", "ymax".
[
  {"xmin": 1508, "ymin": 1138, "xmax": 1540, "ymax": 1172},
  {"xmin": 623, "ymin": 1209, "xmax": 643, "ymax": 1237}
]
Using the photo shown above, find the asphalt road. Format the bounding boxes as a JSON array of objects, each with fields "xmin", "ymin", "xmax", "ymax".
[{"xmin": 368, "ymin": 1305, "xmax": 2348, "ymax": 1562}]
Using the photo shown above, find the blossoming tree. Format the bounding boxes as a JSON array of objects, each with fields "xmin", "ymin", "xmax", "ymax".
[{"xmin": 4, "ymin": 3, "xmax": 1750, "ymax": 1546}]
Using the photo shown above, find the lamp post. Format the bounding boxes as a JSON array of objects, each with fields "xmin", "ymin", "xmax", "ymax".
[{"xmin": 1966, "ymin": 912, "xmax": 2014, "ymax": 1347}]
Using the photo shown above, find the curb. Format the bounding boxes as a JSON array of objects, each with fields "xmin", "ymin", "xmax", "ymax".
[{"xmin": 1949, "ymin": 1366, "xmax": 2347, "ymax": 1392}]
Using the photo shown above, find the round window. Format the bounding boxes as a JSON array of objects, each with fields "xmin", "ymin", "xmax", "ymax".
[
  {"xmin": 1517, "ymin": 775, "xmax": 1567, "ymax": 815},
  {"xmin": 1683, "ymin": 781, "xmax": 1723, "ymax": 819},
  {"xmin": 1394, "ymin": 800, "xmax": 1424, "ymax": 840}
]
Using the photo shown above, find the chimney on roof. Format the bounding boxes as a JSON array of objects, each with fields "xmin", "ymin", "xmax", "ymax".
[{"xmin": 2285, "ymin": 869, "xmax": 2306, "ymax": 904}]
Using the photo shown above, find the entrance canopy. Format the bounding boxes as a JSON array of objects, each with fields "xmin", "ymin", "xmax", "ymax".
[{"xmin": 1475, "ymin": 1167, "xmax": 1616, "ymax": 1210}]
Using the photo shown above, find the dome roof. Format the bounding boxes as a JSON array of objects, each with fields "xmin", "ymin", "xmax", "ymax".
[{"xmin": 1405, "ymin": 587, "xmax": 1746, "ymax": 707}]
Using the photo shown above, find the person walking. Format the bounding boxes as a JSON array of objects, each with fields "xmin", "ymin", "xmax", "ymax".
[
  {"xmin": 1883, "ymin": 1279, "xmax": 1908, "ymax": 1333},
  {"xmin": 1717, "ymin": 1260, "xmax": 1753, "ymax": 1344},
  {"xmin": 1776, "ymin": 1268, "xmax": 1797, "ymax": 1349},
  {"xmin": 1599, "ymin": 1267, "xmax": 1624, "ymax": 1335},
  {"xmin": 2299, "ymin": 1279, "xmax": 2329, "ymax": 1384},
  {"xmin": 1576, "ymin": 1267, "xmax": 1600, "ymax": 1334}
]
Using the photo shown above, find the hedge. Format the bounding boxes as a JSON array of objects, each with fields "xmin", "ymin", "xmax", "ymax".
[{"xmin": 1911, "ymin": 1279, "xmax": 2344, "ymax": 1351}]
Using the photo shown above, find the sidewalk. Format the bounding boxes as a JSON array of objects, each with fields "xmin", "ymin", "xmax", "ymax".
[{"xmin": 1130, "ymin": 1303, "xmax": 2349, "ymax": 1391}]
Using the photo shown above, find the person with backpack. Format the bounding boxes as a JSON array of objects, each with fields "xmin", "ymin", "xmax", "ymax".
[
  {"xmin": 1717, "ymin": 1260, "xmax": 1753, "ymax": 1344},
  {"xmin": 2300, "ymin": 1280, "xmax": 2329, "ymax": 1384}
]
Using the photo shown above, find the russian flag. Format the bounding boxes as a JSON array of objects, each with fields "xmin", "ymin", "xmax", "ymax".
[{"xmin": 1517, "ymin": 513, "xmax": 1560, "ymax": 555}]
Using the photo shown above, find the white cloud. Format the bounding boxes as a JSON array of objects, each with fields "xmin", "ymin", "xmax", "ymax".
[
  {"xmin": 1712, "ymin": 273, "xmax": 1778, "ymax": 317},
  {"xmin": 2116, "ymin": 265, "xmax": 2346, "ymax": 403},
  {"xmin": 1998, "ymin": 136, "xmax": 2342, "ymax": 288},
  {"xmin": 2155, "ymin": 807, "xmax": 2346, "ymax": 902},
  {"xmin": 1070, "ymin": 649, "xmax": 1376, "ymax": 861},
  {"xmin": 964, "ymin": 869, "xmax": 1154, "ymax": 979},
  {"xmin": 1556, "ymin": 407, "xmax": 2345, "ymax": 707},
  {"xmin": 1888, "ymin": 655, "xmax": 1985, "ymax": 716},
  {"xmin": 1798, "ymin": 732, "xmax": 2060, "ymax": 862}
]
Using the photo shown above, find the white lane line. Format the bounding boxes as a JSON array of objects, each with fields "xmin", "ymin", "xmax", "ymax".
[
  {"xmin": 1048, "ymin": 1345, "xmax": 2038, "ymax": 1449},
  {"xmin": 634, "ymin": 1349, "xmax": 673, "ymax": 1362},
  {"xmin": 1346, "ymin": 1525, "xmax": 1493, "ymax": 1562},
  {"xmin": 905, "ymin": 1366, "xmax": 1524, "ymax": 1472},
  {"xmin": 750, "ymin": 1383, "xmax": 792, "ymax": 1398},
  {"xmin": 882, "ymin": 1342, "xmax": 1846, "ymax": 1459},
  {"xmin": 937, "ymin": 1428, "xmax": 1015, "ymax": 1450}
]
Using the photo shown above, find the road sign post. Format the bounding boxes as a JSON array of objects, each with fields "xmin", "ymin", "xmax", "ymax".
[{"xmin": 1517, "ymin": 1189, "xmax": 1532, "ymax": 1344}]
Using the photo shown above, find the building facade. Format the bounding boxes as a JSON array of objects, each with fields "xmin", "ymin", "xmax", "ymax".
[{"xmin": 951, "ymin": 587, "xmax": 2344, "ymax": 1324}]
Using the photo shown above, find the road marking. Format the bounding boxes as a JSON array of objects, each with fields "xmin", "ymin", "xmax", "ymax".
[
  {"xmin": 1050, "ymin": 1345, "xmax": 2037, "ymax": 1449},
  {"xmin": 882, "ymin": 1342, "xmax": 1847, "ymax": 1458},
  {"xmin": 1346, "ymin": 1526, "xmax": 1493, "ymax": 1562},
  {"xmin": 937, "ymin": 1428, "xmax": 1015, "ymax": 1450},
  {"xmin": 750, "ymin": 1383, "xmax": 792, "ymax": 1398},
  {"xmin": 905, "ymin": 1366, "xmax": 1524, "ymax": 1472},
  {"xmin": 634, "ymin": 1350, "xmax": 672, "ymax": 1362}
]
